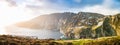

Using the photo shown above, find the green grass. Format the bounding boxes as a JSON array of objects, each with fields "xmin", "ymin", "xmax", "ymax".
[
  {"xmin": 55, "ymin": 36, "xmax": 120, "ymax": 45},
  {"xmin": 1, "ymin": 35, "xmax": 120, "ymax": 45}
]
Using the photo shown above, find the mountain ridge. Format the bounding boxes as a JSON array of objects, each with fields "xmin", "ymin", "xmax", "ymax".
[{"xmin": 7, "ymin": 12, "xmax": 120, "ymax": 39}]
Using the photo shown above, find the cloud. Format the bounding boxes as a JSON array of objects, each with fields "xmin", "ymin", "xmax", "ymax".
[
  {"xmin": 73, "ymin": 0, "xmax": 81, "ymax": 3},
  {"xmin": 0, "ymin": 0, "xmax": 120, "ymax": 16},
  {"xmin": 0, "ymin": 0, "xmax": 35, "ymax": 23},
  {"xmin": 0, "ymin": 0, "xmax": 38, "ymax": 34},
  {"xmin": 81, "ymin": 5, "xmax": 120, "ymax": 15},
  {"xmin": 102, "ymin": 0, "xmax": 113, "ymax": 7},
  {"xmin": 78, "ymin": 0, "xmax": 120, "ymax": 15},
  {"xmin": 0, "ymin": 0, "xmax": 120, "ymax": 24},
  {"xmin": 0, "ymin": 0, "xmax": 120, "ymax": 34},
  {"xmin": 24, "ymin": 0, "xmax": 120, "ymax": 15}
]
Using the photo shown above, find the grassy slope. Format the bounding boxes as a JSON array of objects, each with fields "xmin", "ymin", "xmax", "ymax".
[
  {"xmin": 0, "ymin": 35, "xmax": 120, "ymax": 45},
  {"xmin": 55, "ymin": 36, "xmax": 120, "ymax": 45}
]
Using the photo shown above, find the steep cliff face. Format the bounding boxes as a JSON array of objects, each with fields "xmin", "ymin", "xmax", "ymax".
[
  {"xmin": 14, "ymin": 12, "xmax": 120, "ymax": 39},
  {"xmin": 60, "ymin": 13, "xmax": 120, "ymax": 39},
  {"xmin": 59, "ymin": 12, "xmax": 105, "ymax": 39},
  {"xmin": 15, "ymin": 12, "xmax": 76, "ymax": 30},
  {"xmin": 109, "ymin": 14, "xmax": 120, "ymax": 36}
]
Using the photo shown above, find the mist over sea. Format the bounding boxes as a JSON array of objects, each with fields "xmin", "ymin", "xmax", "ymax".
[{"xmin": 5, "ymin": 26, "xmax": 63, "ymax": 39}]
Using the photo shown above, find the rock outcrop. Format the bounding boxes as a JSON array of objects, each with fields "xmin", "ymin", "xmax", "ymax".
[
  {"xmin": 108, "ymin": 14, "xmax": 120, "ymax": 36},
  {"xmin": 60, "ymin": 13, "xmax": 120, "ymax": 39}
]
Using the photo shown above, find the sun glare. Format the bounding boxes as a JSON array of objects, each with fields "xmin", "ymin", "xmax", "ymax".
[{"xmin": 0, "ymin": 1, "xmax": 36, "ymax": 34}]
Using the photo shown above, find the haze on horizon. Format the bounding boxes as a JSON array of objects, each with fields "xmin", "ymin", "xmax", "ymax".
[{"xmin": 0, "ymin": 0, "xmax": 120, "ymax": 34}]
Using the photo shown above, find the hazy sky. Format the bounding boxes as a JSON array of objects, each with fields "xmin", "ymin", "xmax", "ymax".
[
  {"xmin": 1, "ymin": 0, "xmax": 120, "ymax": 15},
  {"xmin": 0, "ymin": 0, "xmax": 120, "ymax": 34}
]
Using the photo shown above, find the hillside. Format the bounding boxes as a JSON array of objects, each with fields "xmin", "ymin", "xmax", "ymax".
[
  {"xmin": 0, "ymin": 35, "xmax": 120, "ymax": 45},
  {"xmin": 9, "ymin": 12, "xmax": 120, "ymax": 39},
  {"xmin": 15, "ymin": 12, "xmax": 104, "ymax": 30},
  {"xmin": 15, "ymin": 12, "xmax": 76, "ymax": 30}
]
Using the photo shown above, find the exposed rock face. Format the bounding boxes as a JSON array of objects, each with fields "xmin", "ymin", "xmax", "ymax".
[
  {"xmin": 92, "ymin": 16, "xmax": 116, "ymax": 38},
  {"xmin": 109, "ymin": 14, "xmax": 120, "ymax": 36},
  {"xmin": 15, "ymin": 12, "xmax": 76, "ymax": 30},
  {"xmin": 60, "ymin": 13, "xmax": 120, "ymax": 39},
  {"xmin": 59, "ymin": 12, "xmax": 105, "ymax": 39},
  {"xmin": 14, "ymin": 12, "xmax": 120, "ymax": 39}
]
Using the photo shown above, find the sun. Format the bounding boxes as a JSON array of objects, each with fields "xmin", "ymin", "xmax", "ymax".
[
  {"xmin": 0, "ymin": 1, "xmax": 36, "ymax": 34},
  {"xmin": 0, "ymin": 27, "xmax": 6, "ymax": 34}
]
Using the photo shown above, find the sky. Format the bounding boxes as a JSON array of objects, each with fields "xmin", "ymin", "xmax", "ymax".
[{"xmin": 0, "ymin": 0, "xmax": 120, "ymax": 34}]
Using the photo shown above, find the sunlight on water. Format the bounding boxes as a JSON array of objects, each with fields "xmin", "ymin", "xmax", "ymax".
[{"xmin": 6, "ymin": 26, "xmax": 63, "ymax": 39}]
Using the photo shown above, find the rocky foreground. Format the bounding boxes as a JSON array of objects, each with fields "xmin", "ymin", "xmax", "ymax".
[{"xmin": 0, "ymin": 35, "xmax": 120, "ymax": 45}]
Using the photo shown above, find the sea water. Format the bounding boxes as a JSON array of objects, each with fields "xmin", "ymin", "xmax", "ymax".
[{"xmin": 5, "ymin": 26, "xmax": 63, "ymax": 39}]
